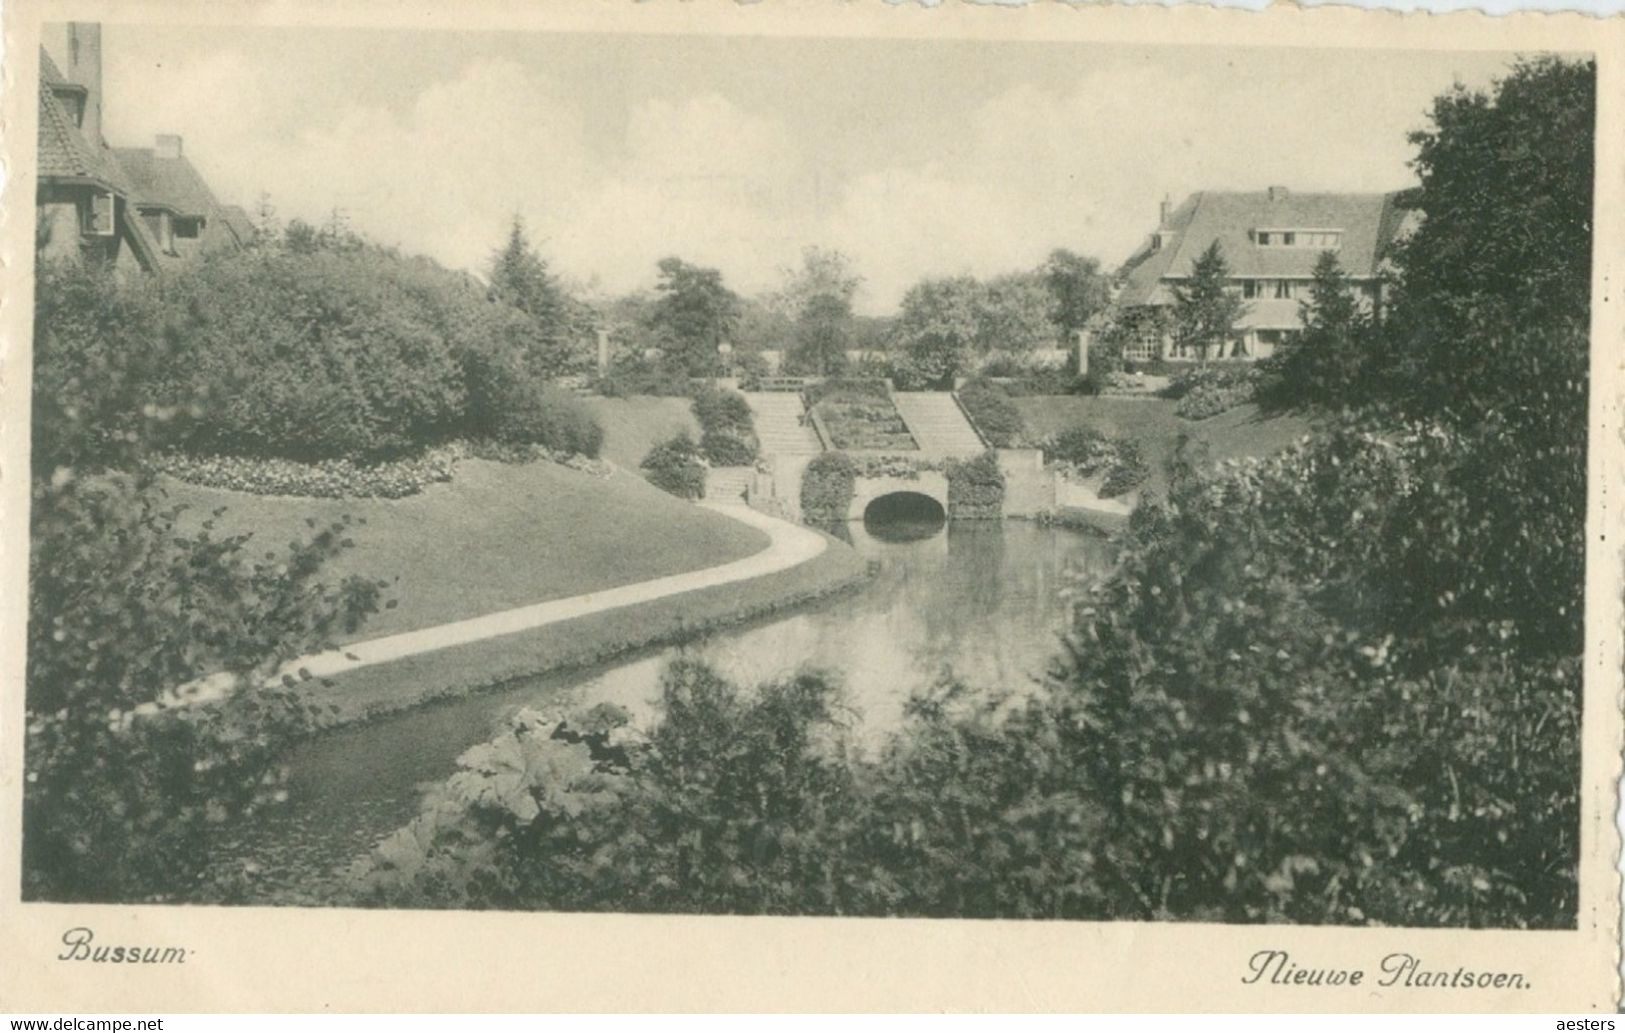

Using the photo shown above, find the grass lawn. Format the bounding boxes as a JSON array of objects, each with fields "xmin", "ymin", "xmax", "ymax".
[
  {"xmin": 579, "ymin": 396, "xmax": 699, "ymax": 469},
  {"xmin": 1014, "ymin": 396, "xmax": 1313, "ymax": 495},
  {"xmin": 162, "ymin": 458, "xmax": 770, "ymax": 643}
]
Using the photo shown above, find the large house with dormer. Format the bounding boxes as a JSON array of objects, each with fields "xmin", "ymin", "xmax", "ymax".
[
  {"xmin": 36, "ymin": 23, "xmax": 246, "ymax": 277},
  {"xmin": 1112, "ymin": 186, "xmax": 1418, "ymax": 361}
]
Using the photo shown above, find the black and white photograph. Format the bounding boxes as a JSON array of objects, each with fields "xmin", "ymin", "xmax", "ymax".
[{"xmin": 1, "ymin": 1, "xmax": 1619, "ymax": 1013}]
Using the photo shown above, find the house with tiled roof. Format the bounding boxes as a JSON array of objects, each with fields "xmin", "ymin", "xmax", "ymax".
[
  {"xmin": 37, "ymin": 23, "xmax": 244, "ymax": 275},
  {"xmin": 113, "ymin": 136, "xmax": 243, "ymax": 265},
  {"xmin": 36, "ymin": 29, "xmax": 161, "ymax": 274},
  {"xmin": 1112, "ymin": 186, "xmax": 1418, "ymax": 360}
]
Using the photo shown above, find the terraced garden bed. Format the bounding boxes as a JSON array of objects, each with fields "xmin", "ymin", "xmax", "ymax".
[{"xmin": 808, "ymin": 381, "xmax": 918, "ymax": 451}]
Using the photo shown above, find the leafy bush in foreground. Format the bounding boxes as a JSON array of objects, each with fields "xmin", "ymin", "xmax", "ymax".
[{"xmin": 25, "ymin": 474, "xmax": 383, "ymax": 902}]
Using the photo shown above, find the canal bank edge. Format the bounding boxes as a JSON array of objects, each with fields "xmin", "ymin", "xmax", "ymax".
[{"xmin": 298, "ymin": 508, "xmax": 867, "ymax": 727}]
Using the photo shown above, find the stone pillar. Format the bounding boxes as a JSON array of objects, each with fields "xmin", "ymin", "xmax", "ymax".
[
  {"xmin": 1075, "ymin": 329, "xmax": 1090, "ymax": 376},
  {"xmin": 596, "ymin": 328, "xmax": 612, "ymax": 375}
]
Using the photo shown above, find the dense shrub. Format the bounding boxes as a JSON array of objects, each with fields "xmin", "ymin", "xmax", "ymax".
[
  {"xmin": 31, "ymin": 261, "xmax": 186, "ymax": 472},
  {"xmin": 349, "ymin": 663, "xmax": 867, "ymax": 913},
  {"xmin": 164, "ymin": 250, "xmax": 470, "ymax": 461},
  {"xmin": 483, "ymin": 378, "xmax": 604, "ymax": 457},
  {"xmin": 700, "ymin": 431, "xmax": 757, "ymax": 467},
  {"xmin": 944, "ymin": 450, "xmax": 1005, "ymax": 519},
  {"xmin": 1049, "ymin": 422, "xmax": 1580, "ymax": 926},
  {"xmin": 25, "ymin": 473, "xmax": 383, "ymax": 901},
  {"xmin": 593, "ymin": 351, "xmax": 693, "ymax": 398},
  {"xmin": 956, "ymin": 379, "xmax": 1026, "ymax": 447},
  {"xmin": 1044, "ymin": 423, "xmax": 1116, "ymax": 473},
  {"xmin": 800, "ymin": 451, "xmax": 858, "ymax": 523},
  {"xmin": 1165, "ymin": 363, "xmax": 1257, "ymax": 419},
  {"xmin": 1098, "ymin": 440, "xmax": 1148, "ymax": 499},
  {"xmin": 639, "ymin": 433, "xmax": 707, "ymax": 499},
  {"xmin": 691, "ymin": 386, "xmax": 758, "ymax": 465},
  {"xmin": 690, "ymin": 386, "xmax": 754, "ymax": 438}
]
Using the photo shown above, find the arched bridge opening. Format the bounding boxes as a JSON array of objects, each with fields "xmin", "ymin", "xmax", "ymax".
[{"xmin": 862, "ymin": 491, "xmax": 947, "ymax": 542}]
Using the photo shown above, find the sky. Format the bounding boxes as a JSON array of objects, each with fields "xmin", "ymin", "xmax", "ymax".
[{"xmin": 54, "ymin": 24, "xmax": 1525, "ymax": 314}]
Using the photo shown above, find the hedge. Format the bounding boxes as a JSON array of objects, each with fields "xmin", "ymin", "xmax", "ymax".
[
  {"xmin": 639, "ymin": 433, "xmax": 707, "ymax": 499},
  {"xmin": 956, "ymin": 379, "xmax": 1027, "ymax": 447},
  {"xmin": 944, "ymin": 450, "xmax": 1005, "ymax": 519},
  {"xmin": 800, "ymin": 452, "xmax": 858, "ymax": 523}
]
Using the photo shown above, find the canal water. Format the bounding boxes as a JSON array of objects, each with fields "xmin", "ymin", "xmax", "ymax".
[{"xmin": 217, "ymin": 514, "xmax": 1116, "ymax": 897}]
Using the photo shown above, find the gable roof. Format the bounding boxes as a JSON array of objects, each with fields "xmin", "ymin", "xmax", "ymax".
[
  {"xmin": 1116, "ymin": 189, "xmax": 1406, "ymax": 307},
  {"xmin": 218, "ymin": 204, "xmax": 257, "ymax": 247},
  {"xmin": 36, "ymin": 47, "xmax": 134, "ymax": 195},
  {"xmin": 111, "ymin": 147, "xmax": 224, "ymax": 218}
]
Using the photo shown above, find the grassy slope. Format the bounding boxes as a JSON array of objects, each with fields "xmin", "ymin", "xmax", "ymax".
[
  {"xmin": 161, "ymin": 458, "xmax": 769, "ymax": 642},
  {"xmin": 579, "ymin": 396, "xmax": 700, "ymax": 469},
  {"xmin": 1013, "ymin": 397, "xmax": 1313, "ymax": 496}
]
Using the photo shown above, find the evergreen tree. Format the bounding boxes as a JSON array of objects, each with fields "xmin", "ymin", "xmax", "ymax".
[{"xmin": 1171, "ymin": 242, "xmax": 1247, "ymax": 360}]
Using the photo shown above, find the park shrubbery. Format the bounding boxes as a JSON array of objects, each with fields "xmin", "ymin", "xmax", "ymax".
[
  {"xmin": 799, "ymin": 451, "xmax": 858, "ymax": 523},
  {"xmin": 1044, "ymin": 423, "xmax": 1148, "ymax": 499},
  {"xmin": 593, "ymin": 352, "xmax": 693, "ymax": 398},
  {"xmin": 691, "ymin": 386, "xmax": 758, "ymax": 466},
  {"xmin": 1164, "ymin": 363, "xmax": 1257, "ymax": 419},
  {"xmin": 34, "ymin": 248, "xmax": 605, "ymax": 477},
  {"xmin": 955, "ymin": 379, "xmax": 1027, "ymax": 447},
  {"xmin": 639, "ymin": 433, "xmax": 707, "ymax": 500},
  {"xmin": 943, "ymin": 450, "xmax": 1005, "ymax": 519}
]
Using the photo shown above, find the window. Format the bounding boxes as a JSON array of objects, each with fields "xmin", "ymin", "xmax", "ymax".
[
  {"xmin": 1275, "ymin": 280, "xmax": 1293, "ymax": 300},
  {"xmin": 175, "ymin": 217, "xmax": 202, "ymax": 239},
  {"xmin": 1256, "ymin": 228, "xmax": 1343, "ymax": 249},
  {"xmin": 83, "ymin": 191, "xmax": 115, "ymax": 236},
  {"xmin": 1242, "ymin": 280, "xmax": 1259, "ymax": 299}
]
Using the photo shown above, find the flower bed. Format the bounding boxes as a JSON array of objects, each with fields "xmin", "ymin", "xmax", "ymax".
[
  {"xmin": 149, "ymin": 441, "xmax": 610, "ymax": 501},
  {"xmin": 809, "ymin": 386, "xmax": 917, "ymax": 451},
  {"xmin": 1164, "ymin": 363, "xmax": 1258, "ymax": 419}
]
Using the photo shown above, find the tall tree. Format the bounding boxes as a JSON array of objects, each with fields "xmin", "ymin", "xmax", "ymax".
[
  {"xmin": 1258, "ymin": 251, "xmax": 1370, "ymax": 410},
  {"xmin": 488, "ymin": 217, "xmax": 578, "ymax": 376},
  {"xmin": 489, "ymin": 217, "xmax": 569, "ymax": 330},
  {"xmin": 1041, "ymin": 249, "xmax": 1112, "ymax": 342},
  {"xmin": 1171, "ymin": 242, "xmax": 1247, "ymax": 360},
  {"xmin": 976, "ymin": 272, "xmax": 1056, "ymax": 356},
  {"xmin": 649, "ymin": 256, "xmax": 739, "ymax": 376},
  {"xmin": 893, "ymin": 276, "xmax": 982, "ymax": 388},
  {"xmin": 1387, "ymin": 55, "xmax": 1595, "ymax": 422},
  {"xmin": 779, "ymin": 248, "xmax": 862, "ymax": 376}
]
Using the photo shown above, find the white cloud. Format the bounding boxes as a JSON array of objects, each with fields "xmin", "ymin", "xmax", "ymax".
[{"xmin": 97, "ymin": 40, "xmax": 1476, "ymax": 313}]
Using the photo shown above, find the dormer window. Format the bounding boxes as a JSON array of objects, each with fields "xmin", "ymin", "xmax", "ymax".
[{"xmin": 1255, "ymin": 228, "xmax": 1342, "ymax": 248}]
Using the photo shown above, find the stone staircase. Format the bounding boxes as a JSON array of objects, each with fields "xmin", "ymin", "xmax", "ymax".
[
  {"xmin": 744, "ymin": 392, "xmax": 823, "ymax": 455},
  {"xmin": 705, "ymin": 465, "xmax": 754, "ymax": 503},
  {"xmin": 891, "ymin": 391, "xmax": 987, "ymax": 457}
]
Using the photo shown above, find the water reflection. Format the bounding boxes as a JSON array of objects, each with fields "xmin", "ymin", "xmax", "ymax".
[{"xmin": 225, "ymin": 520, "xmax": 1115, "ymax": 891}]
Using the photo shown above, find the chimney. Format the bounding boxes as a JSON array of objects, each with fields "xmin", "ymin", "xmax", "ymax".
[
  {"xmin": 1267, "ymin": 185, "xmax": 1289, "ymax": 202},
  {"xmin": 66, "ymin": 22, "xmax": 103, "ymax": 147},
  {"xmin": 156, "ymin": 134, "xmax": 184, "ymax": 160},
  {"xmin": 1158, "ymin": 194, "xmax": 1172, "ymax": 227}
]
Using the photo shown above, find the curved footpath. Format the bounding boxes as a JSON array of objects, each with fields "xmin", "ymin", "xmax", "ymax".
[{"xmin": 159, "ymin": 502, "xmax": 837, "ymax": 714}]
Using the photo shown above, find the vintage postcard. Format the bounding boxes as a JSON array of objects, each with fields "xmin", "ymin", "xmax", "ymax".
[{"xmin": 0, "ymin": 0, "xmax": 1620, "ymax": 1013}]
